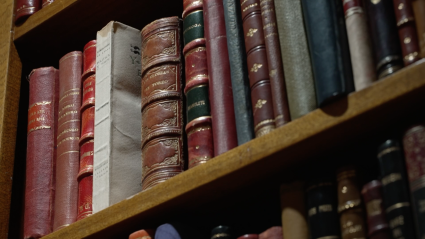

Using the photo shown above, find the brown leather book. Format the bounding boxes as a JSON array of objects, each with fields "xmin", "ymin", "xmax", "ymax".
[
  {"xmin": 280, "ymin": 182, "xmax": 309, "ymax": 239},
  {"xmin": 259, "ymin": 227, "xmax": 283, "ymax": 239},
  {"xmin": 413, "ymin": 0, "xmax": 425, "ymax": 58},
  {"xmin": 24, "ymin": 67, "xmax": 59, "ymax": 239},
  {"xmin": 129, "ymin": 229, "xmax": 155, "ymax": 239},
  {"xmin": 259, "ymin": 0, "xmax": 290, "ymax": 127},
  {"xmin": 241, "ymin": 0, "xmax": 276, "ymax": 137},
  {"xmin": 15, "ymin": 0, "xmax": 40, "ymax": 24},
  {"xmin": 141, "ymin": 17, "xmax": 185, "ymax": 191},
  {"xmin": 42, "ymin": 0, "xmax": 53, "ymax": 7},
  {"xmin": 54, "ymin": 51, "xmax": 82, "ymax": 231}
]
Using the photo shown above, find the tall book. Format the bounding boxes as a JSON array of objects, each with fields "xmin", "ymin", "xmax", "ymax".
[
  {"xmin": 403, "ymin": 125, "xmax": 425, "ymax": 239},
  {"xmin": 377, "ymin": 140, "xmax": 416, "ymax": 239},
  {"xmin": 140, "ymin": 17, "xmax": 184, "ymax": 191},
  {"xmin": 24, "ymin": 67, "xmax": 59, "ymax": 239},
  {"xmin": 301, "ymin": 0, "xmax": 354, "ymax": 107},
  {"xmin": 412, "ymin": 0, "xmax": 425, "ymax": 58},
  {"xmin": 274, "ymin": 0, "xmax": 316, "ymax": 119},
  {"xmin": 54, "ymin": 51, "xmax": 82, "ymax": 231},
  {"xmin": 15, "ymin": 0, "xmax": 40, "ymax": 24},
  {"xmin": 280, "ymin": 182, "xmax": 308, "ymax": 239},
  {"xmin": 203, "ymin": 0, "xmax": 238, "ymax": 155},
  {"xmin": 94, "ymin": 21, "xmax": 142, "ymax": 212}
]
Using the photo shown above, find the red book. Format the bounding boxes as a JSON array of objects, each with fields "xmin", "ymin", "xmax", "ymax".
[
  {"xmin": 15, "ymin": 0, "xmax": 40, "ymax": 24},
  {"xmin": 77, "ymin": 140, "xmax": 94, "ymax": 220},
  {"xmin": 129, "ymin": 229, "xmax": 155, "ymax": 239},
  {"xmin": 259, "ymin": 227, "xmax": 283, "ymax": 239},
  {"xmin": 24, "ymin": 67, "xmax": 59, "ymax": 239},
  {"xmin": 81, "ymin": 40, "xmax": 96, "ymax": 81}
]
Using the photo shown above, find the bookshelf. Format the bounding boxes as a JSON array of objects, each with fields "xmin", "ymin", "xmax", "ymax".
[{"xmin": 2, "ymin": 0, "xmax": 425, "ymax": 238}]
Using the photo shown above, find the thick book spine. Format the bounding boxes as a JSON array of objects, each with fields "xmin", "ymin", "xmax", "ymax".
[
  {"xmin": 141, "ymin": 17, "xmax": 184, "ymax": 191},
  {"xmin": 377, "ymin": 140, "xmax": 416, "ymax": 239},
  {"xmin": 183, "ymin": 1, "xmax": 214, "ymax": 168},
  {"xmin": 259, "ymin": 227, "xmax": 282, "ymax": 239},
  {"xmin": 336, "ymin": 167, "xmax": 367, "ymax": 239},
  {"xmin": 203, "ymin": 0, "xmax": 238, "ymax": 155},
  {"xmin": 306, "ymin": 180, "xmax": 340, "ymax": 239},
  {"xmin": 54, "ymin": 51, "xmax": 82, "ymax": 231},
  {"xmin": 412, "ymin": 0, "xmax": 425, "ymax": 58},
  {"xmin": 361, "ymin": 180, "xmax": 391, "ymax": 239},
  {"xmin": 77, "ymin": 140, "xmax": 93, "ymax": 220},
  {"xmin": 343, "ymin": 0, "xmax": 376, "ymax": 91},
  {"xmin": 42, "ymin": 0, "xmax": 53, "ymax": 7},
  {"xmin": 280, "ymin": 182, "xmax": 308, "ymax": 239},
  {"xmin": 94, "ymin": 21, "xmax": 142, "ymax": 212},
  {"xmin": 365, "ymin": 0, "xmax": 403, "ymax": 79},
  {"xmin": 301, "ymin": 0, "xmax": 354, "ymax": 107},
  {"xmin": 274, "ymin": 0, "xmax": 316, "ymax": 119},
  {"xmin": 24, "ymin": 67, "xmax": 59, "ymax": 239},
  {"xmin": 241, "ymin": 0, "xmax": 276, "ymax": 137},
  {"xmin": 224, "ymin": 0, "xmax": 255, "ymax": 142},
  {"xmin": 259, "ymin": 0, "xmax": 290, "ymax": 127},
  {"xmin": 129, "ymin": 229, "xmax": 154, "ymax": 239},
  {"xmin": 15, "ymin": 0, "xmax": 40, "ymax": 24},
  {"xmin": 403, "ymin": 125, "xmax": 425, "ymax": 239}
]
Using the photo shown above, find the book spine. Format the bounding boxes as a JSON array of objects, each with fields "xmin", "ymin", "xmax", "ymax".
[
  {"xmin": 280, "ymin": 182, "xmax": 308, "ymax": 239},
  {"xmin": 15, "ymin": 0, "xmax": 40, "ymax": 24},
  {"xmin": 54, "ymin": 51, "xmax": 82, "ymax": 231},
  {"xmin": 77, "ymin": 140, "xmax": 94, "ymax": 220},
  {"xmin": 343, "ymin": 0, "xmax": 376, "ymax": 91},
  {"xmin": 129, "ymin": 229, "xmax": 154, "ymax": 239},
  {"xmin": 301, "ymin": 0, "xmax": 354, "ymax": 107},
  {"xmin": 80, "ymin": 105, "xmax": 94, "ymax": 144},
  {"xmin": 24, "ymin": 67, "xmax": 59, "ymax": 239},
  {"xmin": 412, "ymin": 0, "xmax": 425, "ymax": 58},
  {"xmin": 274, "ymin": 0, "xmax": 316, "ymax": 119},
  {"xmin": 259, "ymin": 0, "xmax": 290, "ymax": 127},
  {"xmin": 403, "ymin": 125, "xmax": 425, "ymax": 239},
  {"xmin": 183, "ymin": 1, "xmax": 214, "ymax": 169},
  {"xmin": 141, "ymin": 17, "xmax": 184, "ymax": 191},
  {"xmin": 224, "ymin": 0, "xmax": 256, "ymax": 142},
  {"xmin": 241, "ymin": 0, "xmax": 276, "ymax": 137},
  {"xmin": 377, "ymin": 140, "xmax": 416, "ymax": 239},
  {"xmin": 42, "ymin": 0, "xmax": 53, "ymax": 7},
  {"xmin": 203, "ymin": 0, "xmax": 238, "ymax": 155},
  {"xmin": 81, "ymin": 40, "xmax": 97, "ymax": 81},
  {"xmin": 365, "ymin": 0, "xmax": 403, "ymax": 79}
]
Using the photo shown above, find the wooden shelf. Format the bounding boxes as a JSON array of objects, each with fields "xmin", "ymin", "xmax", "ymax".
[{"xmin": 37, "ymin": 60, "xmax": 425, "ymax": 239}]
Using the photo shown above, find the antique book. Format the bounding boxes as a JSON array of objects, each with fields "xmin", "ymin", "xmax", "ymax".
[
  {"xmin": 241, "ymin": 0, "xmax": 276, "ymax": 137},
  {"xmin": 259, "ymin": 227, "xmax": 283, "ymax": 239},
  {"xmin": 77, "ymin": 140, "xmax": 93, "ymax": 220},
  {"xmin": 211, "ymin": 226, "xmax": 232, "ymax": 239},
  {"xmin": 403, "ymin": 124, "xmax": 425, "ymax": 239},
  {"xmin": 24, "ymin": 67, "xmax": 59, "ymax": 239},
  {"xmin": 81, "ymin": 40, "xmax": 97, "ymax": 81},
  {"xmin": 306, "ymin": 180, "xmax": 340, "ymax": 239},
  {"xmin": 259, "ymin": 0, "xmax": 290, "ymax": 127},
  {"xmin": 377, "ymin": 140, "xmax": 416, "ymax": 239},
  {"xmin": 129, "ymin": 229, "xmax": 154, "ymax": 239},
  {"xmin": 336, "ymin": 167, "xmax": 367, "ymax": 239},
  {"xmin": 280, "ymin": 182, "xmax": 308, "ymax": 239},
  {"xmin": 183, "ymin": 1, "xmax": 214, "ymax": 168},
  {"xmin": 301, "ymin": 0, "xmax": 354, "ymax": 107},
  {"xmin": 54, "ymin": 51, "xmax": 82, "ymax": 231},
  {"xmin": 343, "ymin": 0, "xmax": 376, "ymax": 91},
  {"xmin": 224, "ymin": 0, "xmax": 255, "ymax": 142},
  {"xmin": 141, "ymin": 17, "xmax": 184, "ymax": 191},
  {"xmin": 413, "ymin": 0, "xmax": 425, "ymax": 58},
  {"xmin": 15, "ymin": 0, "xmax": 40, "ymax": 24},
  {"xmin": 365, "ymin": 0, "xmax": 403, "ymax": 78},
  {"xmin": 94, "ymin": 21, "xmax": 142, "ymax": 212},
  {"xmin": 42, "ymin": 0, "xmax": 53, "ymax": 7},
  {"xmin": 361, "ymin": 180, "xmax": 391, "ymax": 239},
  {"xmin": 203, "ymin": 0, "xmax": 238, "ymax": 155},
  {"xmin": 238, "ymin": 235, "xmax": 258, "ymax": 239},
  {"xmin": 274, "ymin": 0, "xmax": 316, "ymax": 119}
]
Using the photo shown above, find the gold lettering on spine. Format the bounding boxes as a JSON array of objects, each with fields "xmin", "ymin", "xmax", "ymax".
[
  {"xmin": 308, "ymin": 207, "xmax": 317, "ymax": 217},
  {"xmin": 58, "ymin": 110, "xmax": 78, "ymax": 121},
  {"xmin": 247, "ymin": 28, "xmax": 258, "ymax": 37},
  {"xmin": 59, "ymin": 90, "xmax": 80, "ymax": 102},
  {"xmin": 57, "ymin": 128, "xmax": 79, "ymax": 139},
  {"xmin": 243, "ymin": 3, "xmax": 257, "ymax": 12},
  {"xmin": 183, "ymin": 23, "xmax": 202, "ymax": 35},
  {"xmin": 381, "ymin": 173, "xmax": 402, "ymax": 186},
  {"xmin": 57, "ymin": 137, "xmax": 80, "ymax": 146},
  {"xmin": 187, "ymin": 100, "xmax": 206, "ymax": 111},
  {"xmin": 81, "ymin": 151, "xmax": 94, "ymax": 159},
  {"xmin": 319, "ymin": 204, "xmax": 333, "ymax": 212},
  {"xmin": 366, "ymin": 199, "xmax": 382, "ymax": 216}
]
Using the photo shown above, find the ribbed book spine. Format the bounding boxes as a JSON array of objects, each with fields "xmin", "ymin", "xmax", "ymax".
[
  {"xmin": 280, "ymin": 182, "xmax": 308, "ymax": 239},
  {"xmin": 141, "ymin": 17, "xmax": 184, "ymax": 191},
  {"xmin": 15, "ymin": 0, "xmax": 40, "ymax": 24},
  {"xmin": 24, "ymin": 67, "xmax": 59, "ymax": 239},
  {"xmin": 274, "ymin": 0, "xmax": 316, "ymax": 119},
  {"xmin": 240, "ymin": 0, "xmax": 275, "ymax": 137},
  {"xmin": 412, "ymin": 0, "xmax": 425, "ymax": 58},
  {"xmin": 183, "ymin": 0, "xmax": 214, "ymax": 168}
]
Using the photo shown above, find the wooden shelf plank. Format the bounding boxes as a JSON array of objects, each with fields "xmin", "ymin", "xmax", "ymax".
[{"xmin": 42, "ymin": 60, "xmax": 425, "ymax": 239}]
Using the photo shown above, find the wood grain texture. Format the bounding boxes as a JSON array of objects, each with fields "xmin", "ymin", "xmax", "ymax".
[
  {"xmin": 41, "ymin": 60, "xmax": 425, "ymax": 239},
  {"xmin": 0, "ymin": 0, "xmax": 22, "ymax": 237}
]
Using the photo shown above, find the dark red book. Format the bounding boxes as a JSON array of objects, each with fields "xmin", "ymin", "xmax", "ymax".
[
  {"xmin": 77, "ymin": 140, "xmax": 93, "ymax": 220},
  {"xmin": 15, "ymin": 0, "xmax": 40, "ymax": 24},
  {"xmin": 259, "ymin": 227, "xmax": 283, "ymax": 239}
]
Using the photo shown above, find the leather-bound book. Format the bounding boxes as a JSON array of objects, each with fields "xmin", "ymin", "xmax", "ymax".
[
  {"xmin": 301, "ymin": 0, "xmax": 354, "ymax": 107},
  {"xmin": 81, "ymin": 40, "xmax": 96, "ymax": 81},
  {"xmin": 203, "ymin": 0, "xmax": 238, "ymax": 155},
  {"xmin": 365, "ymin": 0, "xmax": 403, "ymax": 79},
  {"xmin": 129, "ymin": 229, "xmax": 154, "ymax": 239},
  {"xmin": 241, "ymin": 0, "xmax": 276, "ymax": 137},
  {"xmin": 15, "ymin": 0, "xmax": 40, "ymax": 24},
  {"xmin": 183, "ymin": 1, "xmax": 214, "ymax": 168},
  {"xmin": 81, "ymin": 74, "xmax": 95, "ymax": 112},
  {"xmin": 224, "ymin": 0, "xmax": 255, "ymax": 142},
  {"xmin": 336, "ymin": 167, "xmax": 367, "ymax": 239},
  {"xmin": 80, "ymin": 106, "xmax": 94, "ymax": 144},
  {"xmin": 77, "ymin": 140, "xmax": 93, "ymax": 220},
  {"xmin": 342, "ymin": 0, "xmax": 376, "ymax": 91},
  {"xmin": 280, "ymin": 182, "xmax": 308, "ymax": 239},
  {"xmin": 306, "ymin": 180, "xmax": 340, "ymax": 239},
  {"xmin": 413, "ymin": 0, "xmax": 425, "ymax": 58},
  {"xmin": 259, "ymin": 227, "xmax": 282, "ymax": 239},
  {"xmin": 42, "ymin": 0, "xmax": 53, "ymax": 7},
  {"xmin": 141, "ymin": 17, "xmax": 184, "ymax": 191},
  {"xmin": 274, "ymin": 0, "xmax": 316, "ymax": 119},
  {"xmin": 94, "ymin": 21, "xmax": 142, "ymax": 212},
  {"xmin": 238, "ymin": 235, "xmax": 258, "ymax": 239},
  {"xmin": 54, "ymin": 51, "xmax": 82, "ymax": 231},
  {"xmin": 361, "ymin": 180, "xmax": 391, "ymax": 239},
  {"xmin": 24, "ymin": 67, "xmax": 59, "ymax": 239},
  {"xmin": 377, "ymin": 140, "xmax": 416, "ymax": 239},
  {"xmin": 211, "ymin": 226, "xmax": 232, "ymax": 239},
  {"xmin": 403, "ymin": 125, "xmax": 425, "ymax": 239},
  {"xmin": 259, "ymin": 0, "xmax": 290, "ymax": 127}
]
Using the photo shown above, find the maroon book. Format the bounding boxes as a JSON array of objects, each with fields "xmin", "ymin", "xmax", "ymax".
[
  {"xmin": 259, "ymin": 227, "xmax": 283, "ymax": 239},
  {"xmin": 24, "ymin": 67, "xmax": 59, "ymax": 239},
  {"xmin": 15, "ymin": 0, "xmax": 40, "ymax": 24}
]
